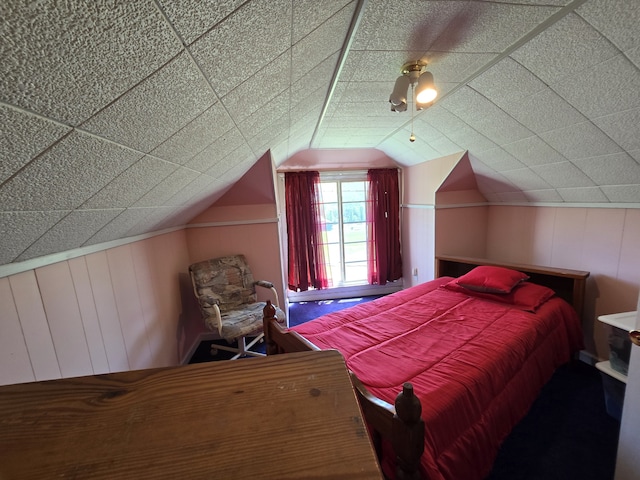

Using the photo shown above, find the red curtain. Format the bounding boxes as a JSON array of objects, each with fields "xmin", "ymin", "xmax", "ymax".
[
  {"xmin": 285, "ymin": 171, "xmax": 329, "ymax": 292},
  {"xmin": 367, "ymin": 168, "xmax": 402, "ymax": 285}
]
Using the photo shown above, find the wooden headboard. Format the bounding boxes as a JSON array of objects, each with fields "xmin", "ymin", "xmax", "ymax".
[{"xmin": 435, "ymin": 255, "xmax": 589, "ymax": 319}]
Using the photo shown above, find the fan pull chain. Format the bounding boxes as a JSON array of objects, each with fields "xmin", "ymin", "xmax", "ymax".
[{"xmin": 410, "ymin": 83, "xmax": 416, "ymax": 142}]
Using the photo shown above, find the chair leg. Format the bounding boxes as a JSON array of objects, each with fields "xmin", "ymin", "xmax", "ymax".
[{"xmin": 231, "ymin": 334, "xmax": 266, "ymax": 360}]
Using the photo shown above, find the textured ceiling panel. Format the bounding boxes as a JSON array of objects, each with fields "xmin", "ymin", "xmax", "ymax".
[
  {"xmin": 511, "ymin": 13, "xmax": 619, "ymax": 85},
  {"xmin": 1, "ymin": 0, "xmax": 639, "ymax": 267},
  {"xmin": 531, "ymin": 161, "xmax": 595, "ymax": 188},
  {"xmin": 601, "ymin": 185, "xmax": 640, "ymax": 203},
  {"xmin": 577, "ymin": 0, "xmax": 640, "ymax": 51},
  {"xmin": 293, "ymin": 0, "xmax": 355, "ymax": 43},
  {"xmin": 187, "ymin": 128, "xmax": 248, "ymax": 173},
  {"xmin": 0, "ymin": 131, "xmax": 141, "ymax": 211},
  {"xmin": 573, "ymin": 153, "xmax": 640, "ymax": 185},
  {"xmin": 557, "ymin": 186, "xmax": 609, "ymax": 203},
  {"xmin": 0, "ymin": 106, "xmax": 71, "ymax": 183},
  {"xmin": 127, "ymin": 207, "xmax": 181, "ymax": 237},
  {"xmin": 540, "ymin": 121, "xmax": 624, "ymax": 160},
  {"xmin": 440, "ymin": 88, "xmax": 534, "ymax": 146},
  {"xmin": 17, "ymin": 209, "xmax": 123, "ymax": 262},
  {"xmin": 150, "ymin": 102, "xmax": 236, "ymax": 165},
  {"xmin": 82, "ymin": 157, "xmax": 178, "ymax": 209},
  {"xmin": 497, "ymin": 87, "xmax": 587, "ymax": 135},
  {"xmin": 157, "ymin": 0, "xmax": 247, "ymax": 45},
  {"xmin": 188, "ymin": 0, "xmax": 292, "ymax": 97},
  {"xmin": 502, "ymin": 136, "xmax": 568, "ymax": 167},
  {"xmin": 81, "ymin": 52, "xmax": 217, "ymax": 153},
  {"xmin": 222, "ymin": 53, "xmax": 291, "ymax": 126},
  {"xmin": 428, "ymin": 2, "xmax": 559, "ymax": 53},
  {"xmin": 469, "ymin": 58, "xmax": 548, "ymax": 108},
  {"xmin": 552, "ymin": 53, "xmax": 640, "ymax": 119},
  {"xmin": 0, "ymin": 211, "xmax": 69, "ymax": 264},
  {"xmin": 0, "ymin": 1, "xmax": 182, "ymax": 125},
  {"xmin": 165, "ymin": 174, "xmax": 219, "ymax": 208},
  {"xmin": 133, "ymin": 167, "xmax": 200, "ymax": 208},
  {"xmin": 291, "ymin": 5, "xmax": 356, "ymax": 82},
  {"xmin": 84, "ymin": 208, "xmax": 162, "ymax": 247},
  {"xmin": 593, "ymin": 108, "xmax": 640, "ymax": 153}
]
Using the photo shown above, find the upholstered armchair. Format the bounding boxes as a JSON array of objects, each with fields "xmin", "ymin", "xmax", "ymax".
[{"xmin": 189, "ymin": 254, "xmax": 286, "ymax": 359}]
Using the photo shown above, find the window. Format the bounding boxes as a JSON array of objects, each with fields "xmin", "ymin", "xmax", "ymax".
[
  {"xmin": 283, "ymin": 167, "xmax": 402, "ymax": 297},
  {"xmin": 318, "ymin": 172, "xmax": 368, "ymax": 286}
]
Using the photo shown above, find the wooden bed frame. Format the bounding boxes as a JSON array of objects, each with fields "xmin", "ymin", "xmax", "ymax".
[{"xmin": 262, "ymin": 256, "xmax": 589, "ymax": 480}]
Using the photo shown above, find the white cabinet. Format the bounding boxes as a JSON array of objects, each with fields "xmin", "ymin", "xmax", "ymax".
[
  {"xmin": 596, "ymin": 311, "xmax": 636, "ymax": 383},
  {"xmin": 595, "ymin": 311, "xmax": 636, "ymax": 420}
]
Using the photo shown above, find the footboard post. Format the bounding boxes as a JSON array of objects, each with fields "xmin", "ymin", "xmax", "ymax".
[
  {"xmin": 262, "ymin": 300, "xmax": 279, "ymax": 355},
  {"xmin": 392, "ymin": 383, "xmax": 425, "ymax": 480}
]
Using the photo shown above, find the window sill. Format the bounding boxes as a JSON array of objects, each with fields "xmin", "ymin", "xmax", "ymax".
[{"xmin": 287, "ymin": 279, "xmax": 404, "ymax": 302}]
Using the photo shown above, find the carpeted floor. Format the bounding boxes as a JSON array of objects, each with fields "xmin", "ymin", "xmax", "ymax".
[
  {"xmin": 189, "ymin": 295, "xmax": 621, "ymax": 479},
  {"xmin": 287, "ymin": 295, "xmax": 385, "ymax": 327},
  {"xmin": 188, "ymin": 295, "xmax": 384, "ymax": 362},
  {"xmin": 487, "ymin": 359, "xmax": 620, "ymax": 480}
]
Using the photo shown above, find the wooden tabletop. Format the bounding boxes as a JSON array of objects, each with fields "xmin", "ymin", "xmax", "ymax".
[{"xmin": 0, "ymin": 350, "xmax": 382, "ymax": 479}]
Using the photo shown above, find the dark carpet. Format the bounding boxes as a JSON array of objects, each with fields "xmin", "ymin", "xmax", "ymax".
[
  {"xmin": 189, "ymin": 296, "xmax": 621, "ymax": 480},
  {"xmin": 487, "ymin": 359, "xmax": 620, "ymax": 480},
  {"xmin": 287, "ymin": 294, "xmax": 386, "ymax": 327},
  {"xmin": 188, "ymin": 295, "xmax": 385, "ymax": 362}
]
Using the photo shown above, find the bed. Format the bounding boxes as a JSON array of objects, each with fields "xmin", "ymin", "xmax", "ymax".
[{"xmin": 262, "ymin": 256, "xmax": 589, "ymax": 480}]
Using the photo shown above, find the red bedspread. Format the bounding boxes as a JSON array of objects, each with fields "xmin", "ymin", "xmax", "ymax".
[{"xmin": 292, "ymin": 278, "xmax": 584, "ymax": 480}]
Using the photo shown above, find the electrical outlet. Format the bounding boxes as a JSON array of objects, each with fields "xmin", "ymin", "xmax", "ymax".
[{"xmin": 412, "ymin": 267, "xmax": 418, "ymax": 277}]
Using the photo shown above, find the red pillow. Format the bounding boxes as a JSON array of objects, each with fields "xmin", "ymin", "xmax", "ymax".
[
  {"xmin": 454, "ymin": 265, "xmax": 529, "ymax": 293},
  {"xmin": 443, "ymin": 280, "xmax": 555, "ymax": 311}
]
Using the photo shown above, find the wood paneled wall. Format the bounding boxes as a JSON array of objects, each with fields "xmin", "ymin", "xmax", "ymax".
[
  {"xmin": 484, "ymin": 206, "xmax": 640, "ymax": 360},
  {"xmin": 0, "ymin": 230, "xmax": 190, "ymax": 386}
]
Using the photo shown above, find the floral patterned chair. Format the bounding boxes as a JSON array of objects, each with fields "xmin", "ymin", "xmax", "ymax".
[{"xmin": 189, "ymin": 254, "xmax": 286, "ymax": 359}]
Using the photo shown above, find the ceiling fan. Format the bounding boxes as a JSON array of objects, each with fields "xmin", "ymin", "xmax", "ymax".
[{"xmin": 389, "ymin": 60, "xmax": 438, "ymax": 141}]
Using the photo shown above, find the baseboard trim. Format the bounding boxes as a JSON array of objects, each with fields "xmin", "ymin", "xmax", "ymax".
[
  {"xmin": 180, "ymin": 331, "xmax": 221, "ymax": 365},
  {"xmin": 578, "ymin": 350, "xmax": 600, "ymax": 366}
]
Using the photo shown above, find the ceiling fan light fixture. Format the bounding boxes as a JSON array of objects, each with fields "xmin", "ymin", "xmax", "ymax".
[
  {"xmin": 390, "ymin": 60, "xmax": 438, "ymax": 141},
  {"xmin": 389, "ymin": 61, "xmax": 437, "ymax": 112},
  {"xmin": 415, "ymin": 71, "xmax": 437, "ymax": 104},
  {"xmin": 389, "ymin": 75, "xmax": 410, "ymax": 112}
]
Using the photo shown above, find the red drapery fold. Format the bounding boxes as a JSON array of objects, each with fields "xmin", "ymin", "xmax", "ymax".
[
  {"xmin": 285, "ymin": 171, "xmax": 329, "ymax": 292},
  {"xmin": 366, "ymin": 168, "xmax": 402, "ymax": 285}
]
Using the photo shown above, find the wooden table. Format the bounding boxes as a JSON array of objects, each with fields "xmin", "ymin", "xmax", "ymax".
[{"xmin": 0, "ymin": 350, "xmax": 382, "ymax": 479}]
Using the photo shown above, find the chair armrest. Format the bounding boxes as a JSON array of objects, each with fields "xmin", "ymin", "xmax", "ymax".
[
  {"xmin": 199, "ymin": 295, "xmax": 220, "ymax": 308},
  {"xmin": 255, "ymin": 281, "xmax": 280, "ymax": 308}
]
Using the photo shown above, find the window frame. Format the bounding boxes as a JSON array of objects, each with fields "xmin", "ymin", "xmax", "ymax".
[{"xmin": 319, "ymin": 171, "xmax": 369, "ymax": 287}]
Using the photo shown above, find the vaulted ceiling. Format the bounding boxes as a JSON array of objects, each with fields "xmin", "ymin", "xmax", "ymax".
[{"xmin": 1, "ymin": 0, "xmax": 639, "ymax": 267}]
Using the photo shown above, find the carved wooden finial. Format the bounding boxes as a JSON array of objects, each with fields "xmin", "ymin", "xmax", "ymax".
[
  {"xmin": 262, "ymin": 300, "xmax": 277, "ymax": 355},
  {"xmin": 395, "ymin": 382, "xmax": 422, "ymax": 423},
  {"xmin": 263, "ymin": 299, "xmax": 276, "ymax": 319},
  {"xmin": 392, "ymin": 382, "xmax": 425, "ymax": 480}
]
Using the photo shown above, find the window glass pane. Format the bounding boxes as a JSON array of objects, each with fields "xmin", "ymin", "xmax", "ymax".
[
  {"xmin": 323, "ymin": 203, "xmax": 339, "ymax": 224},
  {"xmin": 320, "ymin": 182, "xmax": 338, "ymax": 203},
  {"xmin": 344, "ymin": 242, "xmax": 367, "ymax": 262},
  {"xmin": 344, "ymin": 261, "xmax": 367, "ymax": 283},
  {"xmin": 317, "ymin": 177, "xmax": 370, "ymax": 287},
  {"xmin": 328, "ymin": 265, "xmax": 342, "ymax": 283},
  {"xmin": 343, "ymin": 223, "xmax": 366, "ymax": 243},
  {"xmin": 343, "ymin": 202, "xmax": 365, "ymax": 223},
  {"xmin": 326, "ymin": 242, "xmax": 341, "ymax": 264},
  {"xmin": 326, "ymin": 243, "xmax": 342, "ymax": 283},
  {"xmin": 322, "ymin": 225, "xmax": 338, "ymax": 243},
  {"xmin": 341, "ymin": 181, "xmax": 366, "ymax": 202}
]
